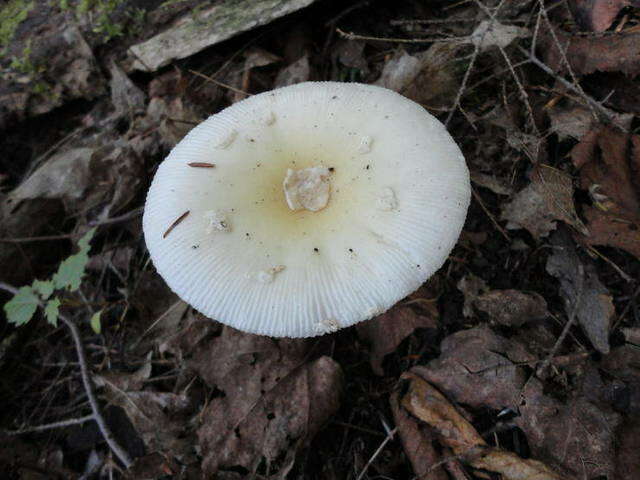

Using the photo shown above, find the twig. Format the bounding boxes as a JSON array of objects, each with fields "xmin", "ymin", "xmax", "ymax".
[
  {"xmin": 517, "ymin": 47, "xmax": 614, "ymax": 123},
  {"xmin": 0, "ymin": 233, "xmax": 75, "ymax": 243},
  {"xmin": 445, "ymin": 36, "xmax": 479, "ymax": 126},
  {"xmin": 534, "ymin": 0, "xmax": 599, "ymax": 121},
  {"xmin": 355, "ymin": 427, "xmax": 397, "ymax": 480},
  {"xmin": 90, "ymin": 206, "xmax": 144, "ymax": 227},
  {"xmin": 61, "ymin": 315, "xmax": 132, "ymax": 468},
  {"xmin": 188, "ymin": 69, "xmax": 251, "ymax": 96},
  {"xmin": 471, "ymin": 188, "xmax": 511, "ymax": 241},
  {"xmin": 0, "ymin": 282, "xmax": 133, "ymax": 468},
  {"xmin": 336, "ymin": 27, "xmax": 468, "ymax": 44},
  {"xmin": 536, "ymin": 265, "xmax": 584, "ymax": 377},
  {"xmin": 4, "ymin": 415, "xmax": 94, "ymax": 435},
  {"xmin": 473, "ymin": 0, "xmax": 539, "ymax": 135}
]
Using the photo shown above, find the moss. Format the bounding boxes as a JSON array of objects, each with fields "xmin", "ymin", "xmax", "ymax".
[{"xmin": 0, "ymin": 0, "xmax": 34, "ymax": 53}]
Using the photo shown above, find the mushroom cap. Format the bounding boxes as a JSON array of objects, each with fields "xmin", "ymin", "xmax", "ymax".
[{"xmin": 143, "ymin": 82, "xmax": 470, "ymax": 337}]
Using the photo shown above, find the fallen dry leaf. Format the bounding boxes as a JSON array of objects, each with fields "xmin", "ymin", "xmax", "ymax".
[
  {"xmin": 400, "ymin": 372, "xmax": 567, "ymax": 480},
  {"xmin": 470, "ymin": 20, "xmax": 530, "ymax": 51},
  {"xmin": 546, "ymin": 229, "xmax": 614, "ymax": 353},
  {"xmin": 517, "ymin": 366, "xmax": 621, "ymax": 479},
  {"xmin": 357, "ymin": 304, "xmax": 438, "ymax": 376},
  {"xmin": 615, "ymin": 416, "xmax": 640, "ymax": 479},
  {"xmin": 547, "ymin": 99, "xmax": 633, "ymax": 141},
  {"xmin": 274, "ymin": 54, "xmax": 311, "ymax": 88},
  {"xmin": 374, "ymin": 44, "xmax": 461, "ymax": 109},
  {"xmin": 414, "ymin": 327, "xmax": 535, "ymax": 410},
  {"xmin": 108, "ymin": 60, "xmax": 146, "ymax": 118},
  {"xmin": 456, "ymin": 273, "xmax": 489, "ymax": 318},
  {"xmin": 568, "ymin": 0, "xmax": 635, "ymax": 32},
  {"xmin": 502, "ymin": 164, "xmax": 587, "ymax": 239},
  {"xmin": 188, "ymin": 325, "xmax": 342, "ymax": 476},
  {"xmin": 571, "ymin": 126, "xmax": 640, "ymax": 259},
  {"xmin": 390, "ymin": 391, "xmax": 447, "ymax": 480},
  {"xmin": 540, "ymin": 28, "xmax": 640, "ymax": 76},
  {"xmin": 475, "ymin": 289, "xmax": 548, "ymax": 327}
]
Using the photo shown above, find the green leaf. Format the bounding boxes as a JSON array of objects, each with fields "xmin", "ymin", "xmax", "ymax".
[
  {"xmin": 44, "ymin": 297, "xmax": 61, "ymax": 327},
  {"xmin": 32, "ymin": 279, "xmax": 54, "ymax": 300},
  {"xmin": 52, "ymin": 228, "xmax": 96, "ymax": 291},
  {"xmin": 4, "ymin": 286, "xmax": 39, "ymax": 326},
  {"xmin": 90, "ymin": 310, "xmax": 102, "ymax": 334}
]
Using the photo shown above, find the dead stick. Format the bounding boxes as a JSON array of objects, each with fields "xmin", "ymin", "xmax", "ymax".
[{"xmin": 0, "ymin": 282, "xmax": 133, "ymax": 468}]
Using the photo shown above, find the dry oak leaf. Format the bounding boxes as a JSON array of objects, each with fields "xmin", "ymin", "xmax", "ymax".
[
  {"xmin": 540, "ymin": 27, "xmax": 640, "ymax": 76},
  {"xmin": 501, "ymin": 164, "xmax": 586, "ymax": 239},
  {"xmin": 189, "ymin": 326, "xmax": 342, "ymax": 477},
  {"xmin": 571, "ymin": 126, "xmax": 640, "ymax": 259},
  {"xmin": 546, "ymin": 229, "xmax": 614, "ymax": 353},
  {"xmin": 357, "ymin": 304, "xmax": 438, "ymax": 376},
  {"xmin": 390, "ymin": 391, "xmax": 447, "ymax": 480},
  {"xmin": 516, "ymin": 367, "xmax": 621, "ymax": 480},
  {"xmin": 400, "ymin": 372, "xmax": 567, "ymax": 480},
  {"xmin": 414, "ymin": 327, "xmax": 535, "ymax": 411},
  {"xmin": 568, "ymin": 0, "xmax": 637, "ymax": 32},
  {"xmin": 474, "ymin": 289, "xmax": 548, "ymax": 327}
]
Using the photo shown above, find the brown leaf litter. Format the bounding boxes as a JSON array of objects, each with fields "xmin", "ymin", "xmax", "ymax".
[
  {"xmin": 571, "ymin": 125, "xmax": 640, "ymax": 259},
  {"xmin": 390, "ymin": 391, "xmax": 448, "ymax": 480},
  {"xmin": 357, "ymin": 302, "xmax": 438, "ymax": 376},
  {"xmin": 546, "ymin": 229, "xmax": 614, "ymax": 353},
  {"xmin": 400, "ymin": 372, "xmax": 567, "ymax": 480},
  {"xmin": 501, "ymin": 164, "xmax": 587, "ymax": 239},
  {"xmin": 568, "ymin": 0, "xmax": 637, "ymax": 32},
  {"xmin": 474, "ymin": 289, "xmax": 548, "ymax": 327},
  {"xmin": 374, "ymin": 44, "xmax": 461, "ymax": 110},
  {"xmin": 539, "ymin": 27, "xmax": 640, "ymax": 76},
  {"xmin": 411, "ymin": 326, "xmax": 621, "ymax": 479},
  {"xmin": 181, "ymin": 321, "xmax": 343, "ymax": 477}
]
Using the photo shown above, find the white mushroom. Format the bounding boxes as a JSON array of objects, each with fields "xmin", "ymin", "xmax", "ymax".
[{"xmin": 143, "ymin": 82, "xmax": 470, "ymax": 337}]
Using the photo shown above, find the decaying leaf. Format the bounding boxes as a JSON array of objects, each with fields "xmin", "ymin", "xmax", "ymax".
[
  {"xmin": 357, "ymin": 304, "xmax": 438, "ymax": 375},
  {"xmin": 571, "ymin": 126, "xmax": 640, "ymax": 259},
  {"xmin": 517, "ymin": 366, "xmax": 621, "ymax": 479},
  {"xmin": 188, "ymin": 324, "xmax": 342, "ymax": 476},
  {"xmin": 390, "ymin": 391, "xmax": 448, "ymax": 480},
  {"xmin": 274, "ymin": 54, "xmax": 311, "ymax": 88},
  {"xmin": 548, "ymin": 100, "xmax": 633, "ymax": 141},
  {"xmin": 414, "ymin": 327, "xmax": 535, "ymax": 410},
  {"xmin": 456, "ymin": 273, "xmax": 489, "ymax": 318},
  {"xmin": 475, "ymin": 289, "xmax": 548, "ymax": 326},
  {"xmin": 568, "ymin": 0, "xmax": 634, "ymax": 32},
  {"xmin": 615, "ymin": 417, "xmax": 640, "ymax": 480},
  {"xmin": 540, "ymin": 28, "xmax": 640, "ymax": 76},
  {"xmin": 400, "ymin": 372, "xmax": 567, "ymax": 480},
  {"xmin": 108, "ymin": 60, "xmax": 146, "ymax": 118},
  {"xmin": 546, "ymin": 230, "xmax": 614, "ymax": 353},
  {"xmin": 374, "ymin": 44, "xmax": 461, "ymax": 109},
  {"xmin": 501, "ymin": 164, "xmax": 587, "ymax": 239},
  {"xmin": 470, "ymin": 20, "xmax": 530, "ymax": 51}
]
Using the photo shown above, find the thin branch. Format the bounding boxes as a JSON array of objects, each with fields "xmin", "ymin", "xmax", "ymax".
[
  {"xmin": 0, "ymin": 233, "xmax": 75, "ymax": 244},
  {"xmin": 188, "ymin": 69, "xmax": 251, "ymax": 96},
  {"xmin": 355, "ymin": 427, "xmax": 397, "ymax": 480},
  {"xmin": 59, "ymin": 315, "xmax": 133, "ymax": 468},
  {"xmin": 536, "ymin": 265, "xmax": 584, "ymax": 377},
  {"xmin": 517, "ymin": 47, "xmax": 615, "ymax": 124},
  {"xmin": 0, "ymin": 282, "xmax": 133, "ymax": 468},
  {"xmin": 336, "ymin": 27, "xmax": 468, "ymax": 44},
  {"xmin": 4, "ymin": 415, "xmax": 94, "ymax": 435},
  {"xmin": 89, "ymin": 206, "xmax": 144, "ymax": 227}
]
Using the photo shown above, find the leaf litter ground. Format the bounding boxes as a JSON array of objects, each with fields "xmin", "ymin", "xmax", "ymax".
[{"xmin": 0, "ymin": 1, "xmax": 639, "ymax": 479}]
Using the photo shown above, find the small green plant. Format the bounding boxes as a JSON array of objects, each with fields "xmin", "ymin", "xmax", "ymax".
[
  {"xmin": 3, "ymin": 228, "xmax": 101, "ymax": 332},
  {"xmin": 0, "ymin": 0, "xmax": 34, "ymax": 55}
]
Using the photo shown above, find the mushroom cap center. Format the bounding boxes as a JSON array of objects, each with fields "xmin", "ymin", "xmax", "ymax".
[{"xmin": 283, "ymin": 166, "xmax": 331, "ymax": 212}]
